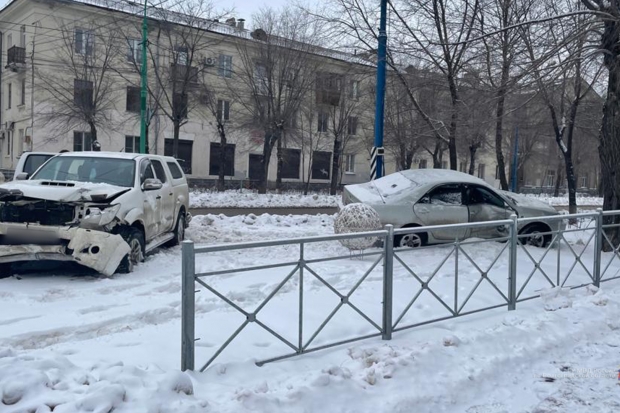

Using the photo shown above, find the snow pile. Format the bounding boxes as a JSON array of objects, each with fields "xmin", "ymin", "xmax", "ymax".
[
  {"xmin": 523, "ymin": 194, "xmax": 603, "ymax": 206},
  {"xmin": 190, "ymin": 189, "xmax": 339, "ymax": 208}
]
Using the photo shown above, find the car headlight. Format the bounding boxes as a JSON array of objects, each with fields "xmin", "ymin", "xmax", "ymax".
[{"xmin": 81, "ymin": 204, "xmax": 121, "ymax": 228}]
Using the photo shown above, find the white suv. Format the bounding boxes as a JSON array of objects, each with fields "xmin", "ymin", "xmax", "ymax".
[{"xmin": 0, "ymin": 152, "xmax": 191, "ymax": 276}]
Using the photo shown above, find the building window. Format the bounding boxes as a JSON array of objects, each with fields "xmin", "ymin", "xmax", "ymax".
[
  {"xmin": 254, "ymin": 63, "xmax": 268, "ymax": 95},
  {"xmin": 311, "ymin": 151, "xmax": 331, "ymax": 179},
  {"xmin": 477, "ymin": 163, "xmax": 486, "ymax": 179},
  {"xmin": 74, "ymin": 28, "xmax": 93, "ymax": 56},
  {"xmin": 217, "ymin": 99, "xmax": 230, "ymax": 122},
  {"xmin": 347, "ymin": 116, "xmax": 358, "ymax": 135},
  {"xmin": 318, "ymin": 111, "xmax": 329, "ymax": 133},
  {"xmin": 20, "ymin": 25, "xmax": 25, "ymax": 48},
  {"xmin": 73, "ymin": 131, "xmax": 93, "ymax": 152},
  {"xmin": 581, "ymin": 174, "xmax": 588, "ymax": 188},
  {"xmin": 126, "ymin": 86, "xmax": 140, "ymax": 113},
  {"xmin": 173, "ymin": 93, "xmax": 188, "ymax": 120},
  {"xmin": 20, "ymin": 79, "xmax": 25, "ymax": 106},
  {"xmin": 7, "ymin": 33, "xmax": 12, "ymax": 48},
  {"xmin": 316, "ymin": 72, "xmax": 342, "ymax": 105},
  {"xmin": 7, "ymin": 83, "xmax": 11, "ymax": 109},
  {"xmin": 345, "ymin": 154, "xmax": 355, "ymax": 173},
  {"xmin": 545, "ymin": 170, "xmax": 555, "ymax": 187},
  {"xmin": 125, "ymin": 135, "xmax": 140, "ymax": 153},
  {"xmin": 164, "ymin": 138, "xmax": 193, "ymax": 174},
  {"xmin": 281, "ymin": 148, "xmax": 301, "ymax": 179},
  {"xmin": 218, "ymin": 54, "xmax": 233, "ymax": 78},
  {"xmin": 209, "ymin": 142, "xmax": 235, "ymax": 176},
  {"xmin": 419, "ymin": 159, "xmax": 427, "ymax": 169},
  {"xmin": 442, "ymin": 161, "xmax": 448, "ymax": 169},
  {"xmin": 127, "ymin": 38, "xmax": 141, "ymax": 63},
  {"xmin": 349, "ymin": 80, "xmax": 359, "ymax": 100},
  {"xmin": 174, "ymin": 45, "xmax": 188, "ymax": 65},
  {"xmin": 74, "ymin": 79, "xmax": 93, "ymax": 108}
]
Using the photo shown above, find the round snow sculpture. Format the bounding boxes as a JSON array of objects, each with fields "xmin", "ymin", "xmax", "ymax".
[{"xmin": 334, "ymin": 203, "xmax": 382, "ymax": 250}]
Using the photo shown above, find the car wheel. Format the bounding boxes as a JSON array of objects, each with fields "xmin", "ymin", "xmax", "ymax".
[
  {"xmin": 116, "ymin": 227, "xmax": 145, "ymax": 274},
  {"xmin": 166, "ymin": 211, "xmax": 186, "ymax": 247},
  {"xmin": 0, "ymin": 263, "xmax": 12, "ymax": 279},
  {"xmin": 520, "ymin": 225, "xmax": 551, "ymax": 248},
  {"xmin": 395, "ymin": 232, "xmax": 426, "ymax": 248}
]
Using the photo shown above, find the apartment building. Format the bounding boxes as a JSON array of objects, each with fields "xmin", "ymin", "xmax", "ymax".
[{"xmin": 0, "ymin": 0, "xmax": 379, "ymax": 188}]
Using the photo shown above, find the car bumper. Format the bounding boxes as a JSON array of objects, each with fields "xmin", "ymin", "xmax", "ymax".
[{"xmin": 0, "ymin": 223, "xmax": 131, "ymax": 276}]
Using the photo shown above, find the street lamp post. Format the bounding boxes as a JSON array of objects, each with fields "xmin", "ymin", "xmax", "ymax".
[
  {"xmin": 371, "ymin": 0, "xmax": 388, "ymax": 180},
  {"xmin": 139, "ymin": 0, "xmax": 148, "ymax": 154}
]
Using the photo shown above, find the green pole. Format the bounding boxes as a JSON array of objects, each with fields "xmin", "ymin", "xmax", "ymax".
[{"xmin": 139, "ymin": 0, "xmax": 148, "ymax": 154}]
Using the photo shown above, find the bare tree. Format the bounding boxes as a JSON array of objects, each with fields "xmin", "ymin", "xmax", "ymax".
[
  {"xmin": 229, "ymin": 7, "xmax": 326, "ymax": 193},
  {"xmin": 37, "ymin": 19, "xmax": 120, "ymax": 147},
  {"xmin": 522, "ymin": 0, "xmax": 602, "ymax": 215}
]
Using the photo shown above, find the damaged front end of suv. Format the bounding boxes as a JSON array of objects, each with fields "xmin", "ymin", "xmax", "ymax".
[{"xmin": 0, "ymin": 185, "xmax": 131, "ymax": 276}]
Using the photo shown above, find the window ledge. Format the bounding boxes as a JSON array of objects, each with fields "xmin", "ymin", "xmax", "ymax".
[{"xmin": 345, "ymin": 172, "xmax": 355, "ymax": 175}]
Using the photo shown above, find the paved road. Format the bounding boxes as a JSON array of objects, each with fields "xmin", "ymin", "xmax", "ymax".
[{"xmin": 188, "ymin": 205, "xmax": 601, "ymax": 217}]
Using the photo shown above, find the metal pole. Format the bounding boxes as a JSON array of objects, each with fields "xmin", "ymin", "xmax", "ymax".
[
  {"xmin": 508, "ymin": 214, "xmax": 518, "ymax": 310},
  {"xmin": 181, "ymin": 240, "xmax": 195, "ymax": 371},
  {"xmin": 372, "ymin": 0, "xmax": 388, "ymax": 180},
  {"xmin": 382, "ymin": 225, "xmax": 394, "ymax": 340},
  {"xmin": 510, "ymin": 126, "xmax": 519, "ymax": 192},
  {"xmin": 140, "ymin": 0, "xmax": 148, "ymax": 154},
  {"xmin": 593, "ymin": 208, "xmax": 603, "ymax": 287},
  {"xmin": 298, "ymin": 242, "xmax": 304, "ymax": 352},
  {"xmin": 29, "ymin": 22, "xmax": 38, "ymax": 151}
]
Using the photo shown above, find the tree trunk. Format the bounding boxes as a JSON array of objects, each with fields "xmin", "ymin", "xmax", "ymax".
[
  {"xmin": 448, "ymin": 80, "xmax": 459, "ymax": 170},
  {"xmin": 553, "ymin": 160, "xmax": 563, "ymax": 197},
  {"xmin": 432, "ymin": 142, "xmax": 442, "ymax": 168},
  {"xmin": 217, "ymin": 123, "xmax": 227, "ymax": 192},
  {"xmin": 89, "ymin": 123, "xmax": 98, "ymax": 151},
  {"xmin": 330, "ymin": 139, "xmax": 341, "ymax": 195},
  {"xmin": 468, "ymin": 145, "xmax": 477, "ymax": 175},
  {"xmin": 259, "ymin": 131, "xmax": 279, "ymax": 194},
  {"xmin": 172, "ymin": 121, "xmax": 180, "ymax": 159},
  {"xmin": 276, "ymin": 137, "xmax": 283, "ymax": 194},
  {"xmin": 404, "ymin": 148, "xmax": 414, "ymax": 170}
]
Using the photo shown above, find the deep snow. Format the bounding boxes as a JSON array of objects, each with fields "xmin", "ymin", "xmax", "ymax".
[
  {"xmin": 1, "ymin": 213, "xmax": 619, "ymax": 412},
  {"xmin": 189, "ymin": 189, "xmax": 339, "ymax": 208}
]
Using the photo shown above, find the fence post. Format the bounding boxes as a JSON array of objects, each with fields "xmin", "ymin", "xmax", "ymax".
[
  {"xmin": 181, "ymin": 240, "xmax": 196, "ymax": 371},
  {"xmin": 594, "ymin": 208, "xmax": 603, "ymax": 287},
  {"xmin": 508, "ymin": 214, "xmax": 518, "ymax": 310},
  {"xmin": 382, "ymin": 225, "xmax": 394, "ymax": 340}
]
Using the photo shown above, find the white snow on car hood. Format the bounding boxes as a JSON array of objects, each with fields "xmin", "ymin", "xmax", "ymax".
[
  {"xmin": 346, "ymin": 172, "xmax": 421, "ymax": 204},
  {"xmin": 0, "ymin": 180, "xmax": 130, "ymax": 202}
]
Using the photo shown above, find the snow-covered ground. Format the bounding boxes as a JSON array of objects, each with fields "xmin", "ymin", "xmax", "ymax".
[
  {"xmin": 190, "ymin": 189, "xmax": 339, "ymax": 208},
  {"xmin": 188, "ymin": 189, "xmax": 603, "ymax": 209},
  {"xmin": 1, "ymin": 214, "xmax": 620, "ymax": 412}
]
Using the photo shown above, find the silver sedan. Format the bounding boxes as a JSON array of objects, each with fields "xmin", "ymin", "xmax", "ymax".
[{"xmin": 342, "ymin": 169, "xmax": 562, "ymax": 248}]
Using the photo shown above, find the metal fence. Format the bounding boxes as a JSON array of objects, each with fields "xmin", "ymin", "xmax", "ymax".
[{"xmin": 181, "ymin": 209, "xmax": 620, "ymax": 371}]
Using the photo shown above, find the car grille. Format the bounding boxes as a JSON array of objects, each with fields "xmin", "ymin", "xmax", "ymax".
[{"xmin": 0, "ymin": 201, "xmax": 75, "ymax": 226}]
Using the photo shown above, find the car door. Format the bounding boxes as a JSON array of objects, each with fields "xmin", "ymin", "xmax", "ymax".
[
  {"xmin": 413, "ymin": 184, "xmax": 469, "ymax": 240},
  {"xmin": 466, "ymin": 185, "xmax": 511, "ymax": 239},
  {"xmin": 150, "ymin": 158, "xmax": 175, "ymax": 233},
  {"xmin": 139, "ymin": 159, "xmax": 162, "ymax": 241}
]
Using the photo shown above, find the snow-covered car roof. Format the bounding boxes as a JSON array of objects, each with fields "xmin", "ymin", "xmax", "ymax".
[
  {"xmin": 344, "ymin": 169, "xmax": 492, "ymax": 205},
  {"xmin": 55, "ymin": 152, "xmax": 177, "ymax": 162}
]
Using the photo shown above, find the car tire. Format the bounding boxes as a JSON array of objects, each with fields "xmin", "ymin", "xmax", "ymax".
[
  {"xmin": 395, "ymin": 231, "xmax": 427, "ymax": 248},
  {"xmin": 520, "ymin": 224, "xmax": 552, "ymax": 248},
  {"xmin": 0, "ymin": 263, "xmax": 12, "ymax": 279},
  {"xmin": 115, "ymin": 227, "xmax": 145, "ymax": 274},
  {"xmin": 166, "ymin": 211, "xmax": 186, "ymax": 247}
]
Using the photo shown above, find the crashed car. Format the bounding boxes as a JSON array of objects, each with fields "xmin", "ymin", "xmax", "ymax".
[
  {"xmin": 342, "ymin": 169, "xmax": 562, "ymax": 248},
  {"xmin": 0, "ymin": 152, "xmax": 190, "ymax": 277}
]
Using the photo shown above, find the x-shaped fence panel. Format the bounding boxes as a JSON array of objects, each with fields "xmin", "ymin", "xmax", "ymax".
[{"xmin": 181, "ymin": 209, "xmax": 620, "ymax": 372}]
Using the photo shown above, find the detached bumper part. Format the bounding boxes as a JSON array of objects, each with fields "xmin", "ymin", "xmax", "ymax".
[{"xmin": 0, "ymin": 224, "xmax": 131, "ymax": 276}]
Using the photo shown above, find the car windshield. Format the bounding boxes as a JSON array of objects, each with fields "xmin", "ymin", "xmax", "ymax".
[{"xmin": 31, "ymin": 156, "xmax": 136, "ymax": 188}]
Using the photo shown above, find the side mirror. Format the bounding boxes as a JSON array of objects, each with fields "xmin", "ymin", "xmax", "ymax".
[
  {"xmin": 15, "ymin": 172, "xmax": 29, "ymax": 181},
  {"xmin": 142, "ymin": 178, "xmax": 163, "ymax": 191}
]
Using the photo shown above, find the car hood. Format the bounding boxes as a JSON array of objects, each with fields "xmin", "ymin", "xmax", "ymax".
[
  {"xmin": 344, "ymin": 173, "xmax": 423, "ymax": 205},
  {"xmin": 499, "ymin": 191, "xmax": 558, "ymax": 215},
  {"xmin": 0, "ymin": 180, "xmax": 130, "ymax": 203}
]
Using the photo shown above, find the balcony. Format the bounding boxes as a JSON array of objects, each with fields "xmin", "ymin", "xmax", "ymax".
[{"xmin": 6, "ymin": 46, "xmax": 26, "ymax": 71}]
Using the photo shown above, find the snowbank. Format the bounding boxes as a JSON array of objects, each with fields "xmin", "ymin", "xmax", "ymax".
[
  {"xmin": 524, "ymin": 194, "xmax": 603, "ymax": 206},
  {"xmin": 190, "ymin": 189, "xmax": 340, "ymax": 209}
]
